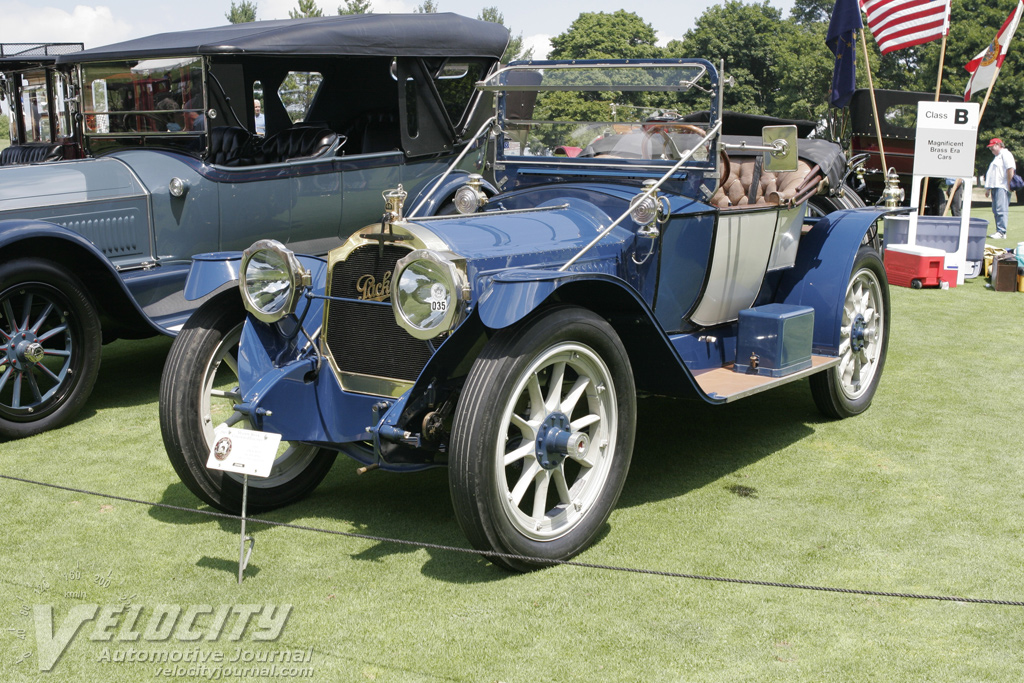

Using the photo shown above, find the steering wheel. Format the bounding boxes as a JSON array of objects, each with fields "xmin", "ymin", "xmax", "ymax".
[{"xmin": 641, "ymin": 122, "xmax": 730, "ymax": 184}]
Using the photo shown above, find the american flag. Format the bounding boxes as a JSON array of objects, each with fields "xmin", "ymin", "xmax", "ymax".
[{"xmin": 860, "ymin": 0, "xmax": 950, "ymax": 54}]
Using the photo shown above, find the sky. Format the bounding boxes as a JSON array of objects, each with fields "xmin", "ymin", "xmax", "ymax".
[{"xmin": 0, "ymin": 1, "xmax": 799, "ymax": 59}]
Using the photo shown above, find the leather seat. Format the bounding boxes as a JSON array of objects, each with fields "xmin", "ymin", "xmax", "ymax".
[
  {"xmin": 206, "ymin": 126, "xmax": 257, "ymax": 167},
  {"xmin": 255, "ymin": 127, "xmax": 340, "ymax": 164},
  {"xmin": 0, "ymin": 143, "xmax": 64, "ymax": 166},
  {"xmin": 710, "ymin": 157, "xmax": 814, "ymax": 209}
]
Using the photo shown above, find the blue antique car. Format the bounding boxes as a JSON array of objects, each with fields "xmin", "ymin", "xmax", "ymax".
[
  {"xmin": 0, "ymin": 15, "xmax": 509, "ymax": 438},
  {"xmin": 161, "ymin": 59, "xmax": 889, "ymax": 571}
]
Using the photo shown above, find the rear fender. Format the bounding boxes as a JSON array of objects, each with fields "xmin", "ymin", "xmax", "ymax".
[
  {"xmin": 778, "ymin": 207, "xmax": 890, "ymax": 353},
  {"xmin": 0, "ymin": 218, "xmax": 160, "ymax": 337}
]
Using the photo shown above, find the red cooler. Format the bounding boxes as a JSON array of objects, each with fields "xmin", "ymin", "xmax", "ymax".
[{"xmin": 884, "ymin": 244, "xmax": 956, "ymax": 289}]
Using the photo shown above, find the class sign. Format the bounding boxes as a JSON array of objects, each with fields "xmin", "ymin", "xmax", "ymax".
[{"xmin": 913, "ymin": 101, "xmax": 980, "ymax": 178}]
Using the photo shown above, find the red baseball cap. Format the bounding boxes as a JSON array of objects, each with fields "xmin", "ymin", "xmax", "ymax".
[{"xmin": 988, "ymin": 138, "xmax": 1003, "ymax": 147}]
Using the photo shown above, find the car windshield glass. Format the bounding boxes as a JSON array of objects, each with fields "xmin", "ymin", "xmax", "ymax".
[
  {"xmin": 81, "ymin": 57, "xmax": 205, "ymax": 135},
  {"xmin": 16, "ymin": 69, "xmax": 51, "ymax": 142},
  {"xmin": 482, "ymin": 62, "xmax": 716, "ymax": 163}
]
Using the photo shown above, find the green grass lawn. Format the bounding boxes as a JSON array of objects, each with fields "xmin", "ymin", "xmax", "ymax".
[{"xmin": 2, "ymin": 206, "xmax": 1024, "ymax": 682}]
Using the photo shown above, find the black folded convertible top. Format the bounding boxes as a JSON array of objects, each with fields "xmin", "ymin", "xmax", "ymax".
[{"xmin": 58, "ymin": 13, "xmax": 510, "ymax": 62}]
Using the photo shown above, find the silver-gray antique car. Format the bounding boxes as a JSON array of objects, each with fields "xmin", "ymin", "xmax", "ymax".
[
  {"xmin": 161, "ymin": 58, "xmax": 889, "ymax": 571},
  {"xmin": 0, "ymin": 14, "xmax": 509, "ymax": 438}
]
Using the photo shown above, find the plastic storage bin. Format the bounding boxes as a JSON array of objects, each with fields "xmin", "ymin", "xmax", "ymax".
[{"xmin": 883, "ymin": 216, "xmax": 988, "ymax": 278}]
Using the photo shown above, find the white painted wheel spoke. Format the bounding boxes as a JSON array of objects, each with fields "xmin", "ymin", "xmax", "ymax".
[
  {"xmin": 526, "ymin": 373, "xmax": 544, "ymax": 419},
  {"xmin": 570, "ymin": 413, "xmax": 600, "ymax": 431},
  {"xmin": 560, "ymin": 375, "xmax": 591, "ymax": 416},
  {"xmin": 503, "ymin": 442, "xmax": 535, "ymax": 467},
  {"xmin": 509, "ymin": 411, "xmax": 535, "ymax": 438},
  {"xmin": 545, "ymin": 361, "xmax": 566, "ymax": 411},
  {"xmin": 553, "ymin": 468, "xmax": 572, "ymax": 505},
  {"xmin": 510, "ymin": 459, "xmax": 542, "ymax": 508},
  {"xmin": 531, "ymin": 472, "xmax": 551, "ymax": 521},
  {"xmin": 222, "ymin": 352, "xmax": 239, "ymax": 378}
]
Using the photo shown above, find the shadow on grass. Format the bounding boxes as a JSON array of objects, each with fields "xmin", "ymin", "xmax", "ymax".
[
  {"xmin": 63, "ymin": 336, "xmax": 174, "ymax": 426},
  {"xmin": 148, "ymin": 376, "xmax": 828, "ymax": 583},
  {"xmin": 197, "ymin": 555, "xmax": 262, "ymax": 579}
]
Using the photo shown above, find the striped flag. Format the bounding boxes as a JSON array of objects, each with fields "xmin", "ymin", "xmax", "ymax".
[
  {"xmin": 964, "ymin": 0, "xmax": 1024, "ymax": 100},
  {"xmin": 860, "ymin": 0, "xmax": 950, "ymax": 54}
]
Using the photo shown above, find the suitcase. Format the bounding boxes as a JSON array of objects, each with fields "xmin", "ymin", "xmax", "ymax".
[{"xmin": 992, "ymin": 254, "xmax": 1018, "ymax": 292}]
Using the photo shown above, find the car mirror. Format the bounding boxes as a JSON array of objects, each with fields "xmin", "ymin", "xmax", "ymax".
[{"xmin": 762, "ymin": 125, "xmax": 798, "ymax": 173}]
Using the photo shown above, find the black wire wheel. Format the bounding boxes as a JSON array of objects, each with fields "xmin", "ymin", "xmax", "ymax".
[
  {"xmin": 810, "ymin": 246, "xmax": 890, "ymax": 419},
  {"xmin": 449, "ymin": 306, "xmax": 636, "ymax": 571},
  {"xmin": 159, "ymin": 296, "xmax": 336, "ymax": 513},
  {"xmin": 0, "ymin": 258, "xmax": 101, "ymax": 439}
]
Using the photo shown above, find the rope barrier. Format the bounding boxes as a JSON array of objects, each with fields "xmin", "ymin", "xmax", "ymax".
[{"xmin": 3, "ymin": 471, "xmax": 1022, "ymax": 607}]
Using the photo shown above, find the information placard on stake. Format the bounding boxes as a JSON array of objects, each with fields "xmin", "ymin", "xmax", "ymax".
[
  {"xmin": 906, "ymin": 101, "xmax": 980, "ymax": 284},
  {"xmin": 206, "ymin": 424, "xmax": 281, "ymax": 584}
]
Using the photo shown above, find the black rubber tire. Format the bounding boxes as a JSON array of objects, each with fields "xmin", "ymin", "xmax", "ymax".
[
  {"xmin": 810, "ymin": 246, "xmax": 890, "ymax": 419},
  {"xmin": 0, "ymin": 258, "xmax": 101, "ymax": 439},
  {"xmin": 449, "ymin": 306, "xmax": 636, "ymax": 572},
  {"xmin": 159, "ymin": 296, "xmax": 335, "ymax": 513}
]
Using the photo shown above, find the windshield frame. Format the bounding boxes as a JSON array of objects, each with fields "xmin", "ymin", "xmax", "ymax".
[{"xmin": 478, "ymin": 59, "xmax": 722, "ymax": 172}]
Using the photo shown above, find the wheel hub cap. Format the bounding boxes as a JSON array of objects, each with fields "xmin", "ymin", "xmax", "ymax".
[
  {"xmin": 535, "ymin": 412, "xmax": 591, "ymax": 471},
  {"xmin": 8, "ymin": 332, "xmax": 46, "ymax": 370},
  {"xmin": 850, "ymin": 314, "xmax": 866, "ymax": 353}
]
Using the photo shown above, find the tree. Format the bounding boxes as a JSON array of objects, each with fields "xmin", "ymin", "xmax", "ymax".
[
  {"xmin": 289, "ymin": 0, "xmax": 323, "ymax": 18},
  {"xmin": 549, "ymin": 10, "xmax": 662, "ymax": 60},
  {"xmin": 478, "ymin": 6, "xmax": 532, "ymax": 63},
  {"xmin": 789, "ymin": 0, "xmax": 833, "ymax": 26},
  {"xmin": 226, "ymin": 1, "xmax": 257, "ymax": 22},
  {"xmin": 414, "ymin": 0, "xmax": 438, "ymax": 13},
  {"xmin": 0, "ymin": 114, "xmax": 9, "ymax": 145},
  {"xmin": 669, "ymin": 1, "xmax": 786, "ymax": 115},
  {"xmin": 338, "ymin": 0, "xmax": 370, "ymax": 14}
]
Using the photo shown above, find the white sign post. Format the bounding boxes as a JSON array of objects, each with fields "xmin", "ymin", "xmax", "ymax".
[
  {"xmin": 206, "ymin": 423, "xmax": 282, "ymax": 584},
  {"xmin": 911, "ymin": 101, "xmax": 980, "ymax": 285}
]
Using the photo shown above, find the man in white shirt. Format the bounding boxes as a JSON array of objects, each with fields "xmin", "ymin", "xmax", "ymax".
[
  {"xmin": 983, "ymin": 137, "xmax": 1015, "ymax": 239},
  {"xmin": 254, "ymin": 99, "xmax": 266, "ymax": 136}
]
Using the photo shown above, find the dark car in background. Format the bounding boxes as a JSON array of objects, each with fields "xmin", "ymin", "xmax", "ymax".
[
  {"xmin": 848, "ymin": 88, "xmax": 963, "ymax": 213},
  {"xmin": 0, "ymin": 14, "xmax": 509, "ymax": 438},
  {"xmin": 0, "ymin": 42, "xmax": 84, "ymax": 164}
]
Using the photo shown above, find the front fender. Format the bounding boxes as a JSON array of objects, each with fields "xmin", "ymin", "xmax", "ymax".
[
  {"xmin": 184, "ymin": 251, "xmax": 327, "ymax": 301},
  {"xmin": 779, "ymin": 207, "xmax": 890, "ymax": 353},
  {"xmin": 477, "ymin": 269, "xmax": 630, "ymax": 329},
  {"xmin": 394, "ymin": 272, "xmax": 713, "ymax": 437}
]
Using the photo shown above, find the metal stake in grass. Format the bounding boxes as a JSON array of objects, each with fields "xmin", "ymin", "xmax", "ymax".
[{"xmin": 238, "ymin": 474, "xmax": 255, "ymax": 585}]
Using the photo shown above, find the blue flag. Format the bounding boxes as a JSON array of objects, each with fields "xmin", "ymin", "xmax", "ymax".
[{"xmin": 826, "ymin": 0, "xmax": 863, "ymax": 108}]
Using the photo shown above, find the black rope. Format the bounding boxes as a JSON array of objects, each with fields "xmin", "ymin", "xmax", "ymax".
[{"xmin": 3, "ymin": 472, "xmax": 1022, "ymax": 607}]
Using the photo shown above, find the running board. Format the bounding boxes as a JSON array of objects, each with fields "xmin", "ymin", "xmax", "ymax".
[{"xmin": 692, "ymin": 355, "xmax": 840, "ymax": 402}]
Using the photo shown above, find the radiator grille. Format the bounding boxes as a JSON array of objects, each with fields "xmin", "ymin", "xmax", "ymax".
[{"xmin": 324, "ymin": 244, "xmax": 434, "ymax": 385}]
